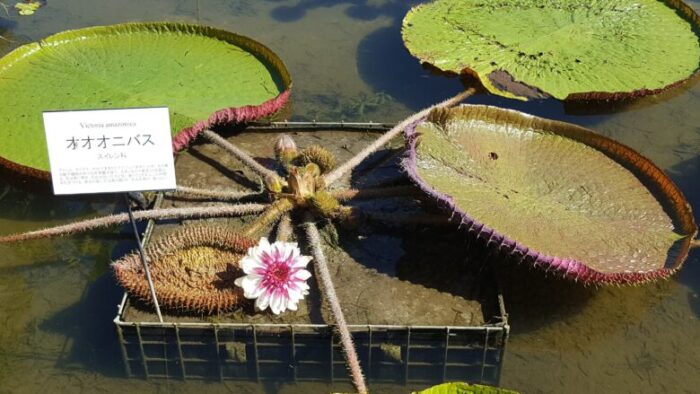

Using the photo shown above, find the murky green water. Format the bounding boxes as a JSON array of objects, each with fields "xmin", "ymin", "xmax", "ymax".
[{"xmin": 0, "ymin": 1, "xmax": 699, "ymax": 393}]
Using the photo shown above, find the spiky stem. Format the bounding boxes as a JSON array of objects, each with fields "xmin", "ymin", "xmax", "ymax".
[
  {"xmin": 330, "ymin": 185, "xmax": 419, "ymax": 202},
  {"xmin": 335, "ymin": 206, "xmax": 453, "ymax": 226},
  {"xmin": 303, "ymin": 214, "xmax": 367, "ymax": 394},
  {"xmin": 202, "ymin": 129, "xmax": 280, "ymax": 181},
  {"xmin": 0, "ymin": 204, "xmax": 268, "ymax": 243},
  {"xmin": 323, "ymin": 88, "xmax": 476, "ymax": 186},
  {"xmin": 243, "ymin": 199, "xmax": 294, "ymax": 237},
  {"xmin": 173, "ymin": 185, "xmax": 264, "ymax": 202},
  {"xmin": 275, "ymin": 213, "xmax": 293, "ymax": 242}
]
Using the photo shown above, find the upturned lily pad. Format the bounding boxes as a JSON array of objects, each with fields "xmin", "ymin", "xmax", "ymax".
[
  {"xmin": 402, "ymin": 0, "xmax": 700, "ymax": 100},
  {"xmin": 0, "ymin": 22, "xmax": 291, "ymax": 179},
  {"xmin": 402, "ymin": 105, "xmax": 697, "ymax": 285},
  {"xmin": 112, "ymin": 225, "xmax": 257, "ymax": 314}
]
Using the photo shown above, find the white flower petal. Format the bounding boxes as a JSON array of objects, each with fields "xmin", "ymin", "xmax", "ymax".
[
  {"xmin": 270, "ymin": 292, "xmax": 284, "ymax": 315},
  {"xmin": 287, "ymin": 300, "xmax": 298, "ymax": 311},
  {"xmin": 240, "ymin": 255, "xmax": 264, "ymax": 273},
  {"xmin": 294, "ymin": 269, "xmax": 312, "ymax": 281},
  {"xmin": 255, "ymin": 292, "xmax": 271, "ymax": 311},
  {"xmin": 292, "ymin": 255, "xmax": 312, "ymax": 268},
  {"xmin": 238, "ymin": 276, "xmax": 264, "ymax": 298},
  {"xmin": 287, "ymin": 287, "xmax": 303, "ymax": 302}
]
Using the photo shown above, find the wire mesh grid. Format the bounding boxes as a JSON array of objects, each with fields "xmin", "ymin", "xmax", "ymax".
[{"xmin": 115, "ymin": 298, "xmax": 508, "ymax": 386}]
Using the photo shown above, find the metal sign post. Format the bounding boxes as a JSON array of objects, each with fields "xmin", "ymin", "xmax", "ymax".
[
  {"xmin": 42, "ymin": 107, "xmax": 176, "ymax": 323},
  {"xmin": 124, "ymin": 193, "xmax": 163, "ymax": 322}
]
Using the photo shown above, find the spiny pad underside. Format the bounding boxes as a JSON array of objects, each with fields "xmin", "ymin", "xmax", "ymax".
[{"xmin": 112, "ymin": 225, "xmax": 257, "ymax": 314}]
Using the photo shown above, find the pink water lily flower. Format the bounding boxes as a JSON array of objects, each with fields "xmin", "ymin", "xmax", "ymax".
[{"xmin": 234, "ymin": 238, "xmax": 312, "ymax": 315}]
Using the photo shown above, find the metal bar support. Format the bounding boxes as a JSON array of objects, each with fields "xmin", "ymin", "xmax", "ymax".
[{"xmin": 124, "ymin": 193, "xmax": 163, "ymax": 322}]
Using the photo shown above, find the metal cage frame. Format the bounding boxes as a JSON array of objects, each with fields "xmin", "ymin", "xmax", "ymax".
[{"xmin": 113, "ymin": 121, "xmax": 510, "ymax": 387}]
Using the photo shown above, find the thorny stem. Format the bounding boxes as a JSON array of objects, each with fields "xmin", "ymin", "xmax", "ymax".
[
  {"xmin": 303, "ymin": 214, "xmax": 367, "ymax": 394},
  {"xmin": 330, "ymin": 185, "xmax": 419, "ymax": 202},
  {"xmin": 0, "ymin": 204, "xmax": 268, "ymax": 243},
  {"xmin": 323, "ymin": 88, "xmax": 476, "ymax": 186},
  {"xmin": 275, "ymin": 213, "xmax": 293, "ymax": 242},
  {"xmin": 202, "ymin": 129, "xmax": 280, "ymax": 181},
  {"xmin": 243, "ymin": 199, "xmax": 294, "ymax": 238},
  {"xmin": 173, "ymin": 185, "xmax": 264, "ymax": 202}
]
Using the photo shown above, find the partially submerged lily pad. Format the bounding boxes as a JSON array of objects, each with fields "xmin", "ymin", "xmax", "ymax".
[
  {"xmin": 402, "ymin": 0, "xmax": 700, "ymax": 100},
  {"xmin": 0, "ymin": 22, "xmax": 291, "ymax": 179},
  {"xmin": 402, "ymin": 105, "xmax": 697, "ymax": 285},
  {"xmin": 415, "ymin": 382, "xmax": 519, "ymax": 394}
]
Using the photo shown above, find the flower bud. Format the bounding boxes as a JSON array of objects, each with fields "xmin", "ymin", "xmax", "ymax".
[
  {"xmin": 264, "ymin": 174, "xmax": 284, "ymax": 193},
  {"xmin": 274, "ymin": 134, "xmax": 298, "ymax": 163}
]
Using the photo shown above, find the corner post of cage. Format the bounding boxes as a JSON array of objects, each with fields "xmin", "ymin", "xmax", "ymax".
[{"xmin": 114, "ymin": 320, "xmax": 133, "ymax": 378}]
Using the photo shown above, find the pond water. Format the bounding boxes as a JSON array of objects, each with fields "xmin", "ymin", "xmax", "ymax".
[{"xmin": 1, "ymin": 0, "xmax": 699, "ymax": 393}]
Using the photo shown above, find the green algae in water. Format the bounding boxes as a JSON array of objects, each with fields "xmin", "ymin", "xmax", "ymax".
[{"xmin": 402, "ymin": 0, "xmax": 700, "ymax": 100}]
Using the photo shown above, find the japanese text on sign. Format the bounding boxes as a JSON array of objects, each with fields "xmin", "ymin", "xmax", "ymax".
[{"xmin": 43, "ymin": 107, "xmax": 177, "ymax": 195}]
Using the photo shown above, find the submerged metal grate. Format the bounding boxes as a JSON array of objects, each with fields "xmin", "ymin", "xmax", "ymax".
[{"xmin": 115, "ymin": 302, "xmax": 508, "ymax": 385}]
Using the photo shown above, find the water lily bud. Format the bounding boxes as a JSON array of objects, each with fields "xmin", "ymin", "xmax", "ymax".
[
  {"xmin": 264, "ymin": 174, "xmax": 284, "ymax": 193},
  {"xmin": 274, "ymin": 134, "xmax": 298, "ymax": 163}
]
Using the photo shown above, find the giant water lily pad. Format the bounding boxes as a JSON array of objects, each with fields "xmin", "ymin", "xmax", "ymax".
[
  {"xmin": 112, "ymin": 225, "xmax": 256, "ymax": 314},
  {"xmin": 0, "ymin": 22, "xmax": 291, "ymax": 179},
  {"xmin": 402, "ymin": 105, "xmax": 697, "ymax": 285},
  {"xmin": 402, "ymin": 0, "xmax": 700, "ymax": 100}
]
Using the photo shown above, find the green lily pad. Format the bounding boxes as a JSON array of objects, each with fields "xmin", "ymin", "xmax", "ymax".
[
  {"xmin": 403, "ymin": 105, "xmax": 697, "ymax": 284},
  {"xmin": 0, "ymin": 22, "xmax": 291, "ymax": 178},
  {"xmin": 402, "ymin": 0, "xmax": 700, "ymax": 100},
  {"xmin": 414, "ymin": 382, "xmax": 519, "ymax": 394}
]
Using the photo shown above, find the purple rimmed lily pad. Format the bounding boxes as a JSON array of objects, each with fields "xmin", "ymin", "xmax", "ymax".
[{"xmin": 402, "ymin": 105, "xmax": 697, "ymax": 285}]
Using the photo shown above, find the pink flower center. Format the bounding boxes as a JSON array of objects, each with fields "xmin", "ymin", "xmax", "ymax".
[
  {"xmin": 268, "ymin": 262, "xmax": 291, "ymax": 284},
  {"xmin": 257, "ymin": 251, "xmax": 297, "ymax": 294}
]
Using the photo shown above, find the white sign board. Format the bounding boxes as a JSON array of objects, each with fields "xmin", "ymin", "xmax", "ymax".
[{"xmin": 43, "ymin": 107, "xmax": 176, "ymax": 195}]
